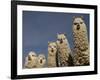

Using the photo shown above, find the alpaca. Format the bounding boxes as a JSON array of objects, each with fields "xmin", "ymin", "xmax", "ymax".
[
  {"xmin": 56, "ymin": 33, "xmax": 73, "ymax": 67},
  {"xmin": 72, "ymin": 16, "xmax": 89, "ymax": 66}
]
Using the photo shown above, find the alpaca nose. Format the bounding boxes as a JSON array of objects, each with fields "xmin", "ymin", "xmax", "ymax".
[
  {"xmin": 60, "ymin": 39, "xmax": 63, "ymax": 44},
  {"xmin": 40, "ymin": 59, "xmax": 42, "ymax": 63},
  {"xmin": 28, "ymin": 56, "xmax": 31, "ymax": 61},
  {"xmin": 51, "ymin": 48, "xmax": 54, "ymax": 52},
  {"xmin": 77, "ymin": 24, "xmax": 80, "ymax": 30}
]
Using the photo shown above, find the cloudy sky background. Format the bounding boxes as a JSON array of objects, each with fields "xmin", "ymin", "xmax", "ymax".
[{"xmin": 22, "ymin": 11, "xmax": 89, "ymax": 67}]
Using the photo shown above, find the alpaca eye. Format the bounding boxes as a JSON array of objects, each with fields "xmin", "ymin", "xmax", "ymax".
[
  {"xmin": 74, "ymin": 23, "xmax": 77, "ymax": 25},
  {"xmin": 43, "ymin": 57, "xmax": 45, "ymax": 59},
  {"xmin": 57, "ymin": 39, "xmax": 60, "ymax": 41},
  {"xmin": 63, "ymin": 38, "xmax": 66, "ymax": 40},
  {"xmin": 80, "ymin": 22, "xmax": 83, "ymax": 24},
  {"xmin": 32, "ymin": 55, "xmax": 34, "ymax": 56}
]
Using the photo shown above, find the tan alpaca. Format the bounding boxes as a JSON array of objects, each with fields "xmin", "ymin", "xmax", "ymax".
[
  {"xmin": 72, "ymin": 16, "xmax": 89, "ymax": 66},
  {"xmin": 48, "ymin": 42, "xmax": 58, "ymax": 67},
  {"xmin": 24, "ymin": 51, "xmax": 37, "ymax": 68},
  {"xmin": 56, "ymin": 33, "xmax": 73, "ymax": 67},
  {"xmin": 37, "ymin": 54, "xmax": 46, "ymax": 68}
]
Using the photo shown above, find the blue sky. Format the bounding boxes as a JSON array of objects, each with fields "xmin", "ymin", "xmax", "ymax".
[{"xmin": 22, "ymin": 11, "xmax": 89, "ymax": 67}]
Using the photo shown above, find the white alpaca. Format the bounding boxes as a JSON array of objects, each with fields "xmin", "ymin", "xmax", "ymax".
[
  {"xmin": 48, "ymin": 42, "xmax": 58, "ymax": 67},
  {"xmin": 24, "ymin": 51, "xmax": 37, "ymax": 68},
  {"xmin": 56, "ymin": 33, "xmax": 73, "ymax": 67},
  {"xmin": 37, "ymin": 54, "xmax": 46, "ymax": 68},
  {"xmin": 72, "ymin": 16, "xmax": 89, "ymax": 66}
]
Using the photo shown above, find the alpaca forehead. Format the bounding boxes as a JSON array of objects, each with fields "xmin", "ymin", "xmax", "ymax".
[
  {"xmin": 74, "ymin": 18, "xmax": 83, "ymax": 23},
  {"xmin": 58, "ymin": 34, "xmax": 65, "ymax": 38},
  {"xmin": 38, "ymin": 54, "xmax": 45, "ymax": 58},
  {"xmin": 29, "ymin": 53, "xmax": 36, "ymax": 56},
  {"xmin": 29, "ymin": 51, "xmax": 36, "ymax": 55},
  {"xmin": 49, "ymin": 42, "xmax": 56, "ymax": 46}
]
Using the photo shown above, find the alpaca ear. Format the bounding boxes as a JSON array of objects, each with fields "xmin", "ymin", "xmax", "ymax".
[
  {"xmin": 64, "ymin": 33, "xmax": 66, "ymax": 36},
  {"xmin": 80, "ymin": 16, "xmax": 84, "ymax": 19},
  {"xmin": 57, "ymin": 33, "xmax": 59, "ymax": 35},
  {"xmin": 73, "ymin": 16, "xmax": 76, "ymax": 22},
  {"xmin": 48, "ymin": 41, "xmax": 50, "ymax": 44},
  {"xmin": 73, "ymin": 16, "xmax": 76, "ymax": 19}
]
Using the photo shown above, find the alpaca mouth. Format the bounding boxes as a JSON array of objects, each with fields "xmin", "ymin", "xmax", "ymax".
[
  {"xmin": 40, "ymin": 59, "xmax": 42, "ymax": 63},
  {"xmin": 77, "ymin": 25, "xmax": 80, "ymax": 30},
  {"xmin": 60, "ymin": 40, "xmax": 63, "ymax": 44},
  {"xmin": 51, "ymin": 49, "xmax": 54, "ymax": 52},
  {"xmin": 28, "ymin": 56, "xmax": 31, "ymax": 61}
]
